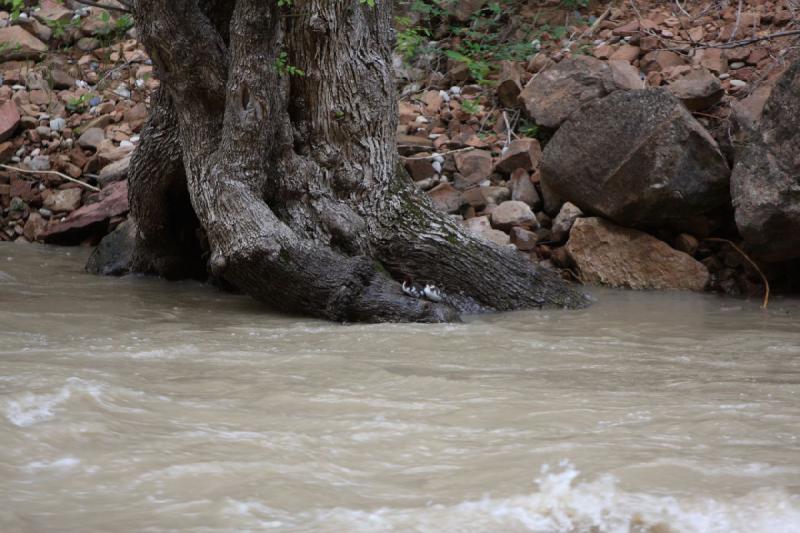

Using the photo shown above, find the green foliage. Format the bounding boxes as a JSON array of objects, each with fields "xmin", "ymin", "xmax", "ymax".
[
  {"xmin": 560, "ymin": 0, "xmax": 589, "ymax": 8},
  {"xmin": 395, "ymin": 0, "xmax": 565, "ymax": 85},
  {"xmin": 95, "ymin": 10, "xmax": 134, "ymax": 39},
  {"xmin": 460, "ymin": 98, "xmax": 480, "ymax": 115},
  {"xmin": 517, "ymin": 119, "xmax": 539, "ymax": 139},
  {"xmin": 274, "ymin": 51, "xmax": 305, "ymax": 77},
  {"xmin": 395, "ymin": 18, "xmax": 430, "ymax": 60},
  {"xmin": 66, "ymin": 93, "xmax": 93, "ymax": 112},
  {"xmin": 1, "ymin": 0, "xmax": 25, "ymax": 20}
]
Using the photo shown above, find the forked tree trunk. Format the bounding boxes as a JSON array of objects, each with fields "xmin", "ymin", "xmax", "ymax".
[{"xmin": 122, "ymin": 0, "xmax": 588, "ymax": 322}]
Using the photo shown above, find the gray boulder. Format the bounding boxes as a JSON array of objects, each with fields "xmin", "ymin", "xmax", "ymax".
[
  {"xmin": 731, "ymin": 58, "xmax": 800, "ymax": 262},
  {"xmin": 519, "ymin": 55, "xmax": 640, "ymax": 129},
  {"xmin": 541, "ymin": 89, "xmax": 730, "ymax": 234},
  {"xmin": 86, "ymin": 219, "xmax": 136, "ymax": 276}
]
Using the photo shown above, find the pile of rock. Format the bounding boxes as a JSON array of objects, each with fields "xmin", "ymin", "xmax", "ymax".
[
  {"xmin": 398, "ymin": 0, "xmax": 799, "ymax": 295},
  {"xmin": 0, "ymin": 0, "xmax": 150, "ymax": 246}
]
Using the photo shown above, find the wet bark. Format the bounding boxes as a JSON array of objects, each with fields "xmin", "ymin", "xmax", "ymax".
[{"xmin": 117, "ymin": 0, "xmax": 588, "ymax": 322}]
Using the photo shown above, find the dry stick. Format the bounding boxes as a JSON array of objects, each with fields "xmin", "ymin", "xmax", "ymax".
[
  {"xmin": 502, "ymin": 111, "xmax": 512, "ymax": 149},
  {"xmin": 705, "ymin": 238, "xmax": 770, "ymax": 309},
  {"xmin": 580, "ymin": 5, "xmax": 613, "ymax": 40},
  {"xmin": 73, "ymin": 0, "xmax": 132, "ymax": 13},
  {"xmin": 0, "ymin": 164, "xmax": 101, "ymax": 193},
  {"xmin": 654, "ymin": 29, "xmax": 800, "ymax": 52},
  {"xmin": 729, "ymin": 0, "xmax": 743, "ymax": 43},
  {"xmin": 674, "ymin": 0, "xmax": 690, "ymax": 18},
  {"xmin": 399, "ymin": 146, "xmax": 475, "ymax": 161}
]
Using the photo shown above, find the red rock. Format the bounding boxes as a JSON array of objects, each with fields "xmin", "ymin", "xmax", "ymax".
[
  {"xmin": 427, "ymin": 182, "xmax": 462, "ymax": 213},
  {"xmin": 0, "ymin": 26, "xmax": 47, "ymax": 61},
  {"xmin": 9, "ymin": 176, "xmax": 38, "ymax": 203},
  {"xmin": 610, "ymin": 44, "xmax": 640, "ymax": 63},
  {"xmin": 42, "ymin": 188, "xmax": 82, "ymax": 213},
  {"xmin": 593, "ymin": 44, "xmax": 614, "ymax": 60},
  {"xmin": 496, "ymin": 61, "xmax": 523, "ymax": 108},
  {"xmin": 453, "ymin": 149, "xmax": 492, "ymax": 185},
  {"xmin": 41, "ymin": 181, "xmax": 129, "ymax": 243},
  {"xmin": 494, "ymin": 139, "xmax": 542, "ymax": 174},
  {"xmin": 640, "ymin": 51, "xmax": 686, "ymax": 73},
  {"xmin": 421, "ymin": 90, "xmax": 443, "ymax": 114},
  {"xmin": 639, "ymin": 36, "xmax": 661, "ymax": 52},
  {"xmin": 667, "ymin": 68, "xmax": 724, "ymax": 111},
  {"xmin": 566, "ymin": 217, "xmax": 709, "ymax": 290},
  {"xmin": 510, "ymin": 226, "xmax": 538, "ymax": 251},
  {"xmin": 490, "ymin": 200, "xmax": 537, "ymax": 231},
  {"xmin": 404, "ymin": 154, "xmax": 436, "ymax": 181},
  {"xmin": 746, "ymin": 48, "xmax": 769, "ymax": 66},
  {"xmin": 464, "ymin": 215, "xmax": 511, "ymax": 246},
  {"xmin": 612, "ymin": 20, "xmax": 639, "ymax": 36},
  {"xmin": 0, "ymin": 101, "xmax": 20, "ymax": 142},
  {"xmin": 23, "ymin": 212, "xmax": 47, "ymax": 241},
  {"xmin": 509, "ymin": 168, "xmax": 541, "ymax": 209},
  {"xmin": 694, "ymin": 48, "xmax": 728, "ymax": 74},
  {"xmin": 35, "ymin": 0, "xmax": 73, "ymax": 23}
]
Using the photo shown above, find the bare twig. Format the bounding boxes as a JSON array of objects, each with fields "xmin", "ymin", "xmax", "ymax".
[
  {"xmin": 502, "ymin": 111, "xmax": 512, "ymax": 149},
  {"xmin": 73, "ymin": 0, "xmax": 132, "ymax": 13},
  {"xmin": 674, "ymin": 0, "xmax": 690, "ymax": 18},
  {"xmin": 0, "ymin": 164, "xmax": 100, "ymax": 192},
  {"xmin": 705, "ymin": 238, "xmax": 770, "ymax": 309},
  {"xmin": 400, "ymin": 147, "xmax": 475, "ymax": 161},
  {"xmin": 653, "ymin": 29, "xmax": 800, "ymax": 52},
  {"xmin": 729, "ymin": 0, "xmax": 743, "ymax": 43},
  {"xmin": 580, "ymin": 5, "xmax": 612, "ymax": 40}
]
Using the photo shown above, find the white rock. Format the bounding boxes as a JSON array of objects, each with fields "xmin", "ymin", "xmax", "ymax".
[{"xmin": 49, "ymin": 117, "xmax": 66, "ymax": 131}]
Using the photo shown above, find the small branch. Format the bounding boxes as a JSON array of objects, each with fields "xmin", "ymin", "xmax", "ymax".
[
  {"xmin": 654, "ymin": 29, "xmax": 800, "ymax": 52},
  {"xmin": 73, "ymin": 0, "xmax": 132, "ymax": 13},
  {"xmin": 729, "ymin": 0, "xmax": 743, "ymax": 43},
  {"xmin": 399, "ymin": 147, "xmax": 475, "ymax": 160},
  {"xmin": 579, "ymin": 5, "xmax": 612, "ymax": 40},
  {"xmin": 502, "ymin": 111, "xmax": 512, "ymax": 149},
  {"xmin": 0, "ymin": 164, "xmax": 101, "ymax": 192},
  {"xmin": 674, "ymin": 0, "xmax": 690, "ymax": 18},
  {"xmin": 704, "ymin": 238, "xmax": 770, "ymax": 309}
]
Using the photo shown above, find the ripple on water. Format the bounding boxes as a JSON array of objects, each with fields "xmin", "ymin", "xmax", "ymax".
[
  {"xmin": 220, "ymin": 462, "xmax": 800, "ymax": 533},
  {"xmin": 3, "ymin": 377, "xmax": 147, "ymax": 427}
]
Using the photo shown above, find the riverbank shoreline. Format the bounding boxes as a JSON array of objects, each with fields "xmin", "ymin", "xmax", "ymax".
[{"xmin": 0, "ymin": 0, "xmax": 798, "ymax": 304}]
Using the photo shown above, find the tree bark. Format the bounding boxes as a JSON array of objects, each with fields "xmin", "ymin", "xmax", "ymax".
[{"xmin": 118, "ymin": 0, "xmax": 588, "ymax": 322}]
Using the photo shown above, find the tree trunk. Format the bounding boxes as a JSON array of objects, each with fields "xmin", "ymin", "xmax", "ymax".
[{"xmin": 119, "ymin": 0, "xmax": 588, "ymax": 322}]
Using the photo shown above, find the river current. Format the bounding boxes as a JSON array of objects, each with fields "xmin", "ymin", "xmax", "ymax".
[{"xmin": 1, "ymin": 243, "xmax": 799, "ymax": 532}]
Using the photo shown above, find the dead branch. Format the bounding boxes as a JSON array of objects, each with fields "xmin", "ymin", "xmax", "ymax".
[{"xmin": 705, "ymin": 238, "xmax": 770, "ymax": 309}]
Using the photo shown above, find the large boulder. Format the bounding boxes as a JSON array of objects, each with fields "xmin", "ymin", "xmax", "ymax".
[
  {"xmin": 518, "ymin": 55, "xmax": 640, "ymax": 129},
  {"xmin": 541, "ymin": 89, "xmax": 730, "ymax": 234},
  {"xmin": 566, "ymin": 217, "xmax": 709, "ymax": 291},
  {"xmin": 730, "ymin": 58, "xmax": 800, "ymax": 262}
]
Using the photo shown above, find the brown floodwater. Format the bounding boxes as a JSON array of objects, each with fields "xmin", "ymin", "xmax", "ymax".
[{"xmin": 1, "ymin": 242, "xmax": 799, "ymax": 532}]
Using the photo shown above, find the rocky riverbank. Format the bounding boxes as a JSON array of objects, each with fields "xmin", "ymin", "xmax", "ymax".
[{"xmin": 0, "ymin": 0, "xmax": 798, "ymax": 299}]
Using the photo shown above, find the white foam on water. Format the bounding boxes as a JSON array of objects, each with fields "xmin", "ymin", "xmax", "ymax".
[
  {"xmin": 23, "ymin": 457, "xmax": 81, "ymax": 471},
  {"xmin": 224, "ymin": 462, "xmax": 800, "ymax": 533},
  {"xmin": 4, "ymin": 384, "xmax": 73, "ymax": 427},
  {"xmin": 3, "ymin": 377, "xmax": 144, "ymax": 427},
  {"xmin": 0, "ymin": 270, "xmax": 15, "ymax": 283}
]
